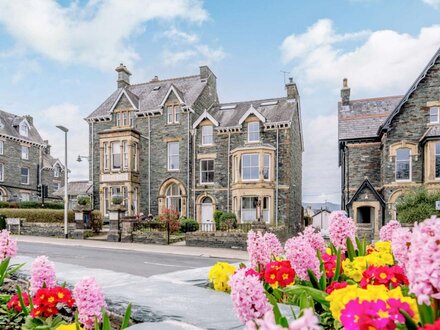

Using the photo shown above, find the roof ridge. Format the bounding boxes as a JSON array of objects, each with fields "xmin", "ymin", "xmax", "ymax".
[
  {"xmin": 129, "ymin": 74, "xmax": 200, "ymax": 87},
  {"xmin": 348, "ymin": 95, "xmax": 403, "ymax": 103},
  {"xmin": 218, "ymin": 96, "xmax": 288, "ymax": 106}
]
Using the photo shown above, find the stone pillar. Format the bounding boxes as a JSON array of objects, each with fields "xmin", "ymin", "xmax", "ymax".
[
  {"xmin": 107, "ymin": 207, "xmax": 125, "ymax": 242},
  {"xmin": 72, "ymin": 210, "xmax": 93, "ymax": 239},
  {"xmin": 251, "ymin": 221, "xmax": 267, "ymax": 233},
  {"xmin": 120, "ymin": 218, "xmax": 136, "ymax": 242}
]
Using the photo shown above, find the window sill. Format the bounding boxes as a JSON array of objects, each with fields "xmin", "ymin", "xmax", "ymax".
[
  {"xmin": 246, "ymin": 140, "xmax": 260, "ymax": 144},
  {"xmin": 395, "ymin": 180, "xmax": 412, "ymax": 184},
  {"xmin": 167, "ymin": 169, "xmax": 180, "ymax": 172},
  {"xmin": 166, "ymin": 123, "xmax": 180, "ymax": 126},
  {"xmin": 199, "ymin": 182, "xmax": 215, "ymax": 185},
  {"xmin": 200, "ymin": 144, "xmax": 215, "ymax": 147}
]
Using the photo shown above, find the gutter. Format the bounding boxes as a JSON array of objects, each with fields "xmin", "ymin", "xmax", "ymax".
[{"xmin": 275, "ymin": 127, "xmax": 279, "ymax": 226}]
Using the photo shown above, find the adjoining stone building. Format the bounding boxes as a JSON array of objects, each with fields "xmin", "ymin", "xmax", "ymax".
[
  {"xmin": 0, "ymin": 110, "xmax": 65, "ymax": 201},
  {"xmin": 338, "ymin": 47, "xmax": 440, "ymax": 238},
  {"xmin": 85, "ymin": 65, "xmax": 303, "ymax": 232}
]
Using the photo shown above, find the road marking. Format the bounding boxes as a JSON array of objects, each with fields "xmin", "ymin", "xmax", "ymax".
[{"xmin": 143, "ymin": 261, "xmax": 197, "ymax": 268}]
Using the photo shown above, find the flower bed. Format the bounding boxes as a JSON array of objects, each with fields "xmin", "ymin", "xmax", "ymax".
[{"xmin": 208, "ymin": 212, "xmax": 440, "ymax": 329}]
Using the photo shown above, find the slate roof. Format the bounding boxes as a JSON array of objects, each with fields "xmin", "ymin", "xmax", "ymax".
[
  {"xmin": 0, "ymin": 109, "xmax": 44, "ymax": 144},
  {"xmin": 54, "ymin": 180, "xmax": 92, "ymax": 197},
  {"xmin": 42, "ymin": 153, "xmax": 62, "ymax": 169},
  {"xmin": 338, "ymin": 96, "xmax": 402, "ymax": 140},
  {"xmin": 86, "ymin": 75, "xmax": 207, "ymax": 119},
  {"xmin": 210, "ymin": 98, "xmax": 297, "ymax": 127},
  {"xmin": 420, "ymin": 125, "xmax": 440, "ymax": 142}
]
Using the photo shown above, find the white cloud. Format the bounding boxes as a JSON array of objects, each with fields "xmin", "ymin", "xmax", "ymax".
[
  {"xmin": 163, "ymin": 49, "xmax": 197, "ymax": 66},
  {"xmin": 302, "ymin": 114, "xmax": 340, "ymax": 204},
  {"xmin": 423, "ymin": 0, "xmax": 440, "ymax": 8},
  {"xmin": 0, "ymin": 0, "xmax": 208, "ymax": 70},
  {"xmin": 163, "ymin": 27, "xmax": 199, "ymax": 44},
  {"xmin": 37, "ymin": 103, "xmax": 89, "ymax": 181},
  {"xmin": 281, "ymin": 19, "xmax": 440, "ymax": 95}
]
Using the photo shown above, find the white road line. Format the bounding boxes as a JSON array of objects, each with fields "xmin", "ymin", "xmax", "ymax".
[{"xmin": 143, "ymin": 261, "xmax": 197, "ymax": 268}]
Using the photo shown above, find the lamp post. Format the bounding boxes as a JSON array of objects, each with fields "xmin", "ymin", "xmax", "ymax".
[
  {"xmin": 56, "ymin": 125, "xmax": 69, "ymax": 239},
  {"xmin": 76, "ymin": 155, "xmax": 89, "ymax": 162}
]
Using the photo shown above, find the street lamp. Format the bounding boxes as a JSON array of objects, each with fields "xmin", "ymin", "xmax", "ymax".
[
  {"xmin": 56, "ymin": 125, "xmax": 69, "ymax": 239},
  {"xmin": 76, "ymin": 155, "xmax": 89, "ymax": 162}
]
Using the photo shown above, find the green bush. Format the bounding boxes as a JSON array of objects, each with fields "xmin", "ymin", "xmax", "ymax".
[
  {"xmin": 90, "ymin": 210, "xmax": 103, "ymax": 233},
  {"xmin": 0, "ymin": 201, "xmax": 9, "ymax": 208},
  {"xmin": 214, "ymin": 210, "xmax": 223, "ymax": 229},
  {"xmin": 0, "ymin": 209, "xmax": 75, "ymax": 223},
  {"xmin": 219, "ymin": 212, "xmax": 237, "ymax": 229},
  {"xmin": 396, "ymin": 187, "xmax": 440, "ymax": 223},
  {"xmin": 180, "ymin": 217, "xmax": 199, "ymax": 233},
  {"xmin": 0, "ymin": 201, "xmax": 64, "ymax": 209},
  {"xmin": 0, "ymin": 214, "xmax": 5, "ymax": 230}
]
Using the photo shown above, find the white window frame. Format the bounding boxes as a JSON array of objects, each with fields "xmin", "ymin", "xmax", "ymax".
[
  {"xmin": 54, "ymin": 166, "xmax": 60, "ymax": 178},
  {"xmin": 241, "ymin": 153, "xmax": 259, "ymax": 181},
  {"xmin": 263, "ymin": 153, "xmax": 270, "ymax": 181},
  {"xmin": 116, "ymin": 112, "xmax": 121, "ymax": 126},
  {"xmin": 167, "ymin": 142, "xmax": 180, "ymax": 171},
  {"xmin": 111, "ymin": 142, "xmax": 121, "ymax": 170},
  {"xmin": 129, "ymin": 112, "xmax": 133, "ymax": 127},
  {"xmin": 122, "ymin": 112, "xmax": 128, "ymax": 126},
  {"xmin": 248, "ymin": 122, "xmax": 260, "ymax": 142},
  {"xmin": 435, "ymin": 142, "xmax": 440, "ymax": 179},
  {"xmin": 201, "ymin": 125, "xmax": 214, "ymax": 146},
  {"xmin": 123, "ymin": 141, "xmax": 128, "ymax": 169},
  {"xmin": 103, "ymin": 187, "xmax": 109, "ymax": 216},
  {"xmin": 167, "ymin": 105, "xmax": 180, "ymax": 124},
  {"xmin": 52, "ymin": 181, "xmax": 60, "ymax": 192},
  {"xmin": 133, "ymin": 142, "xmax": 138, "ymax": 171},
  {"xmin": 0, "ymin": 141, "xmax": 3, "ymax": 155},
  {"xmin": 0, "ymin": 163, "xmax": 4, "ymax": 182},
  {"xmin": 165, "ymin": 184, "xmax": 182, "ymax": 215},
  {"xmin": 241, "ymin": 196, "xmax": 258, "ymax": 223},
  {"xmin": 21, "ymin": 146, "xmax": 29, "ymax": 160},
  {"xmin": 103, "ymin": 143, "xmax": 109, "ymax": 170},
  {"xmin": 430, "ymin": 107, "xmax": 440, "ymax": 124},
  {"xmin": 19, "ymin": 122, "xmax": 29, "ymax": 137},
  {"xmin": 200, "ymin": 159, "xmax": 214, "ymax": 184},
  {"xmin": 395, "ymin": 148, "xmax": 411, "ymax": 182},
  {"xmin": 21, "ymin": 167, "xmax": 29, "ymax": 185}
]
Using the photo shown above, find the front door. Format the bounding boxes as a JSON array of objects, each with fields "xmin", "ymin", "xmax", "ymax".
[{"xmin": 201, "ymin": 197, "xmax": 214, "ymax": 231}]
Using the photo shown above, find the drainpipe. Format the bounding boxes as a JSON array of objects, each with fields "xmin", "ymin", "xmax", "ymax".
[
  {"xmin": 187, "ymin": 111, "xmax": 191, "ymax": 217},
  {"xmin": 148, "ymin": 116, "xmax": 151, "ymax": 215},
  {"xmin": 91, "ymin": 121, "xmax": 94, "ymax": 209},
  {"xmin": 227, "ymin": 132, "xmax": 231, "ymax": 212},
  {"xmin": 275, "ymin": 126, "xmax": 279, "ymax": 227},
  {"xmin": 193, "ymin": 128, "xmax": 196, "ymax": 218}
]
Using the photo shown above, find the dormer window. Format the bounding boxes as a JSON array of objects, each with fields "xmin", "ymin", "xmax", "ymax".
[
  {"xmin": 54, "ymin": 165, "xmax": 60, "ymax": 178},
  {"xmin": 167, "ymin": 104, "xmax": 181, "ymax": 124},
  {"xmin": 202, "ymin": 126, "xmax": 214, "ymax": 145},
  {"xmin": 430, "ymin": 107, "xmax": 440, "ymax": 124},
  {"xmin": 248, "ymin": 122, "xmax": 260, "ymax": 142},
  {"xmin": 19, "ymin": 122, "xmax": 29, "ymax": 137}
]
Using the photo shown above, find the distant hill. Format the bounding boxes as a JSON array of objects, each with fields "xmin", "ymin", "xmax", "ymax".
[{"xmin": 302, "ymin": 202, "xmax": 340, "ymax": 212}]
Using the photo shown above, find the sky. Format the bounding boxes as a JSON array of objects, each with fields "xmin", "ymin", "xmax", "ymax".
[{"xmin": 0, "ymin": 0, "xmax": 439, "ymax": 204}]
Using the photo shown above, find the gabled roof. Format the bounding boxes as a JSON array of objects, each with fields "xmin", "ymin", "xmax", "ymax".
[
  {"xmin": 159, "ymin": 84, "xmax": 185, "ymax": 107},
  {"xmin": 347, "ymin": 178, "xmax": 385, "ymax": 207},
  {"xmin": 209, "ymin": 97, "xmax": 297, "ymax": 128},
  {"xmin": 378, "ymin": 47, "xmax": 440, "ymax": 135},
  {"xmin": 0, "ymin": 110, "xmax": 44, "ymax": 145},
  {"xmin": 42, "ymin": 153, "xmax": 64, "ymax": 170},
  {"xmin": 193, "ymin": 110, "xmax": 219, "ymax": 128},
  {"xmin": 338, "ymin": 96, "xmax": 402, "ymax": 141},
  {"xmin": 86, "ymin": 74, "xmax": 207, "ymax": 120},
  {"xmin": 238, "ymin": 104, "xmax": 266, "ymax": 125},
  {"xmin": 54, "ymin": 180, "xmax": 92, "ymax": 196},
  {"xmin": 313, "ymin": 208, "xmax": 331, "ymax": 217},
  {"xmin": 109, "ymin": 88, "xmax": 139, "ymax": 112}
]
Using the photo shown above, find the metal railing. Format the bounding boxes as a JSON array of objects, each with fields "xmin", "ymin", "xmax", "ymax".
[
  {"xmin": 133, "ymin": 221, "xmax": 167, "ymax": 232},
  {"xmin": 199, "ymin": 222, "xmax": 253, "ymax": 233}
]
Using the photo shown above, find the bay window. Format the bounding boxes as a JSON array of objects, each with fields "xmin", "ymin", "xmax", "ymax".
[
  {"xmin": 436, "ymin": 142, "xmax": 440, "ymax": 179},
  {"xmin": 111, "ymin": 142, "xmax": 121, "ymax": 169},
  {"xmin": 263, "ymin": 154, "xmax": 270, "ymax": 180},
  {"xmin": 242, "ymin": 154, "xmax": 259, "ymax": 181},
  {"xmin": 103, "ymin": 143, "xmax": 109, "ymax": 170},
  {"xmin": 123, "ymin": 141, "xmax": 128, "ymax": 169},
  {"xmin": 241, "ymin": 197, "xmax": 258, "ymax": 222}
]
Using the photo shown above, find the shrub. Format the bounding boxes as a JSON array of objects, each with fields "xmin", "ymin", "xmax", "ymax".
[
  {"xmin": 77, "ymin": 195, "xmax": 90, "ymax": 206},
  {"xmin": 0, "ymin": 209, "xmax": 75, "ymax": 223},
  {"xmin": 159, "ymin": 208, "xmax": 180, "ymax": 233},
  {"xmin": 112, "ymin": 195, "xmax": 123, "ymax": 205},
  {"xmin": 0, "ymin": 214, "xmax": 5, "ymax": 230},
  {"xmin": 214, "ymin": 210, "xmax": 223, "ymax": 229},
  {"xmin": 219, "ymin": 212, "xmax": 237, "ymax": 229},
  {"xmin": 0, "ymin": 201, "xmax": 64, "ymax": 209},
  {"xmin": 0, "ymin": 201, "xmax": 9, "ymax": 208},
  {"xmin": 180, "ymin": 217, "xmax": 199, "ymax": 233},
  {"xmin": 89, "ymin": 211, "xmax": 103, "ymax": 233},
  {"xmin": 396, "ymin": 186, "xmax": 440, "ymax": 223}
]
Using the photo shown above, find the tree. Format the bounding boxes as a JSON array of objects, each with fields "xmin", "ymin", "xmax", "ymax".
[{"xmin": 396, "ymin": 186, "xmax": 440, "ymax": 223}]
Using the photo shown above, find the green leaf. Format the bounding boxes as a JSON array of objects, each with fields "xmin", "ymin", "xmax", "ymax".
[
  {"xmin": 346, "ymin": 238, "xmax": 356, "ymax": 261},
  {"xmin": 298, "ymin": 293, "xmax": 314, "ymax": 310},
  {"xmin": 102, "ymin": 310, "xmax": 111, "ymax": 330},
  {"xmin": 75, "ymin": 312, "xmax": 81, "ymax": 330},
  {"xmin": 121, "ymin": 303, "xmax": 132, "ymax": 329},
  {"xmin": 399, "ymin": 308, "xmax": 418, "ymax": 330},
  {"xmin": 418, "ymin": 302, "xmax": 435, "ymax": 325},
  {"xmin": 283, "ymin": 285, "xmax": 329, "ymax": 307},
  {"xmin": 268, "ymin": 294, "xmax": 283, "ymax": 325},
  {"xmin": 307, "ymin": 269, "xmax": 320, "ymax": 290},
  {"xmin": 332, "ymin": 249, "xmax": 342, "ymax": 283},
  {"xmin": 16, "ymin": 286, "xmax": 29, "ymax": 316},
  {"xmin": 316, "ymin": 250, "xmax": 327, "ymax": 291},
  {"xmin": 94, "ymin": 318, "xmax": 100, "ymax": 330}
]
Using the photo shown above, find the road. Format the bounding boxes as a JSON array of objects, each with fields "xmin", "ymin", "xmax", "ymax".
[{"xmin": 18, "ymin": 241, "xmax": 242, "ymax": 277}]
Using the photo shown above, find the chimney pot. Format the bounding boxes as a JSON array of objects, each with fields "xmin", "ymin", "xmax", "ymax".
[
  {"xmin": 151, "ymin": 75, "xmax": 159, "ymax": 82},
  {"xmin": 115, "ymin": 63, "xmax": 132, "ymax": 89},
  {"xmin": 285, "ymin": 77, "xmax": 298, "ymax": 99}
]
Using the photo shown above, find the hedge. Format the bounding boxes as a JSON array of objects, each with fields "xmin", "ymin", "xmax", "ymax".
[
  {"xmin": 0, "ymin": 209, "xmax": 75, "ymax": 223},
  {"xmin": 0, "ymin": 201, "xmax": 64, "ymax": 209}
]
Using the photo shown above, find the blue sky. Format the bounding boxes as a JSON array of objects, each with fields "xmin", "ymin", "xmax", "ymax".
[{"xmin": 0, "ymin": 0, "xmax": 439, "ymax": 203}]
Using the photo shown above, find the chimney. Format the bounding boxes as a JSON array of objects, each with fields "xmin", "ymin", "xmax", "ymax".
[
  {"xmin": 43, "ymin": 140, "xmax": 51, "ymax": 155},
  {"xmin": 150, "ymin": 75, "xmax": 159, "ymax": 83},
  {"xmin": 286, "ymin": 77, "xmax": 299, "ymax": 99},
  {"xmin": 341, "ymin": 78, "xmax": 350, "ymax": 106},
  {"xmin": 24, "ymin": 115, "xmax": 33, "ymax": 125},
  {"xmin": 199, "ymin": 65, "xmax": 216, "ymax": 81},
  {"xmin": 115, "ymin": 63, "xmax": 131, "ymax": 89}
]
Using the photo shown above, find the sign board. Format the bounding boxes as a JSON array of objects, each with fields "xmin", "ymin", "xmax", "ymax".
[
  {"xmin": 436, "ymin": 201, "xmax": 440, "ymax": 211},
  {"xmin": 6, "ymin": 218, "xmax": 21, "ymax": 225}
]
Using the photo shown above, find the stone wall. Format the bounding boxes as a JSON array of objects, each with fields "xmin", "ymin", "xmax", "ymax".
[
  {"xmin": 9, "ymin": 221, "xmax": 75, "ymax": 238},
  {"xmin": 185, "ymin": 231, "xmax": 248, "ymax": 250},
  {"xmin": 132, "ymin": 232, "xmax": 184, "ymax": 245}
]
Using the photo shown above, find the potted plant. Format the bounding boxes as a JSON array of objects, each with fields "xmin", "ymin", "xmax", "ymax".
[{"xmin": 112, "ymin": 194, "xmax": 124, "ymax": 206}]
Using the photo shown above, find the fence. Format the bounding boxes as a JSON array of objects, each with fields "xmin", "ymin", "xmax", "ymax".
[{"xmin": 199, "ymin": 222, "xmax": 253, "ymax": 233}]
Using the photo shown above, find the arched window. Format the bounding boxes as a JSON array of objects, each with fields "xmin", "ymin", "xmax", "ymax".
[
  {"xmin": 395, "ymin": 148, "xmax": 411, "ymax": 181},
  {"xmin": 166, "ymin": 184, "xmax": 182, "ymax": 214}
]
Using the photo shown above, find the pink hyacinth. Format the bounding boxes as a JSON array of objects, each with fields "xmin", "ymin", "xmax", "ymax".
[
  {"xmin": 391, "ymin": 227, "xmax": 412, "ymax": 273},
  {"xmin": 301, "ymin": 226, "xmax": 325, "ymax": 254},
  {"xmin": 328, "ymin": 211, "xmax": 356, "ymax": 252},
  {"xmin": 285, "ymin": 235, "xmax": 321, "ymax": 281},
  {"xmin": 263, "ymin": 232, "xmax": 284, "ymax": 258},
  {"xmin": 380, "ymin": 220, "xmax": 401, "ymax": 241},
  {"xmin": 406, "ymin": 216, "xmax": 440, "ymax": 305},
  {"xmin": 0, "ymin": 229, "xmax": 17, "ymax": 261},
  {"xmin": 73, "ymin": 277, "xmax": 107, "ymax": 329},
  {"xmin": 245, "ymin": 309, "xmax": 320, "ymax": 330},
  {"xmin": 30, "ymin": 256, "xmax": 56, "ymax": 294},
  {"xmin": 229, "ymin": 268, "xmax": 271, "ymax": 323},
  {"xmin": 247, "ymin": 231, "xmax": 271, "ymax": 268}
]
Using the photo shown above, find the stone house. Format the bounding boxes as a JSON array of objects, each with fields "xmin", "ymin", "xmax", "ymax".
[
  {"xmin": 85, "ymin": 64, "xmax": 303, "ymax": 232},
  {"xmin": 0, "ymin": 110, "xmax": 65, "ymax": 201},
  {"xmin": 54, "ymin": 180, "xmax": 92, "ymax": 209},
  {"xmin": 338, "ymin": 47, "xmax": 440, "ymax": 238}
]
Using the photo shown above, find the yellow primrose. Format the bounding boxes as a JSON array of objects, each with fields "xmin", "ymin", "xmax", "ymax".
[
  {"xmin": 342, "ymin": 256, "xmax": 368, "ymax": 282},
  {"xmin": 56, "ymin": 325, "xmax": 83, "ymax": 330},
  {"xmin": 208, "ymin": 262, "xmax": 236, "ymax": 293}
]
